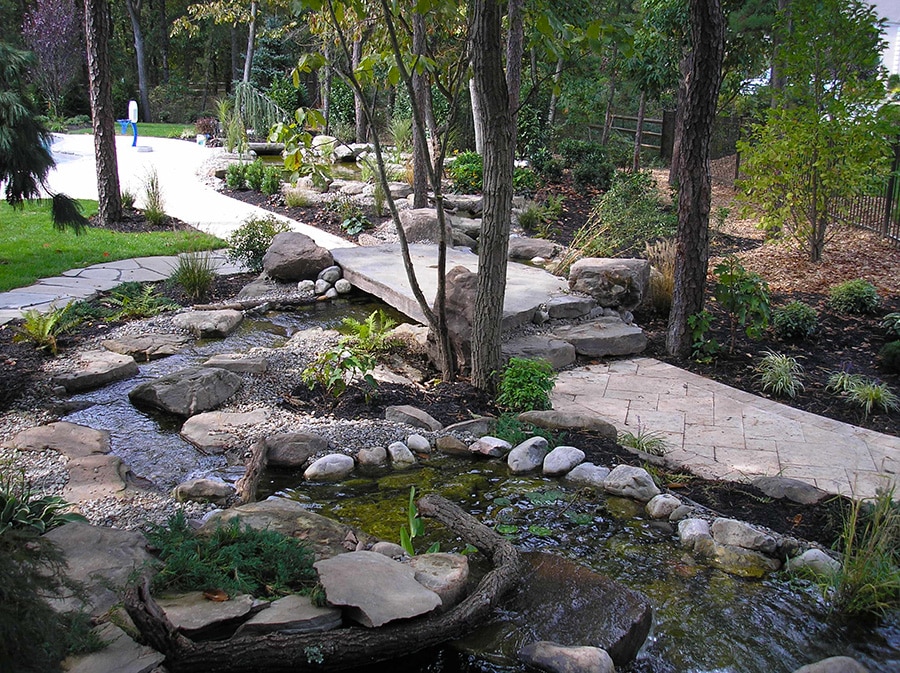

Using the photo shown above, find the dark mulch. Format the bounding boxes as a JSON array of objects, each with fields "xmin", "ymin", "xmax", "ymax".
[{"xmin": 86, "ymin": 207, "xmax": 199, "ymax": 234}]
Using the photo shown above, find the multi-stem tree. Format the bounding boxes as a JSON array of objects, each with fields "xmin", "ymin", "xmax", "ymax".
[{"xmin": 21, "ymin": 0, "xmax": 83, "ymax": 118}]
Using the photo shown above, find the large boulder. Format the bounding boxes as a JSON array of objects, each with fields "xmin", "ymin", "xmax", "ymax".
[
  {"xmin": 156, "ymin": 592, "xmax": 255, "ymax": 637},
  {"xmin": 62, "ymin": 622, "xmax": 164, "ymax": 673},
  {"xmin": 792, "ymin": 657, "xmax": 870, "ymax": 673},
  {"xmin": 428, "ymin": 265, "xmax": 477, "ymax": 370},
  {"xmin": 266, "ymin": 432, "xmax": 329, "ymax": 468},
  {"xmin": 304, "ymin": 454, "xmax": 355, "ymax": 481},
  {"xmin": 172, "ymin": 478, "xmax": 235, "ymax": 505},
  {"xmin": 501, "ymin": 334, "xmax": 576, "ymax": 370},
  {"xmin": 235, "ymin": 594, "xmax": 342, "ymax": 636},
  {"xmin": 128, "ymin": 367, "xmax": 242, "ymax": 417},
  {"xmin": 408, "ymin": 553, "xmax": 470, "ymax": 607},
  {"xmin": 568, "ymin": 258, "xmax": 650, "ymax": 311},
  {"xmin": 385, "ymin": 405, "xmax": 443, "ymax": 431},
  {"xmin": 508, "ymin": 436, "xmax": 550, "ymax": 474},
  {"xmin": 602, "ymin": 465, "xmax": 660, "ymax": 502},
  {"xmin": 399, "ymin": 208, "xmax": 452, "ymax": 244},
  {"xmin": 507, "ymin": 237, "xmax": 560, "ymax": 261},
  {"xmin": 552, "ymin": 318, "xmax": 647, "ymax": 358},
  {"xmin": 64, "ymin": 454, "xmax": 128, "ymax": 502},
  {"xmin": 542, "ymin": 446, "xmax": 585, "ymax": 476},
  {"xmin": 710, "ymin": 518, "xmax": 777, "ymax": 555},
  {"xmin": 172, "ymin": 309, "xmax": 243, "ymax": 338},
  {"xmin": 263, "ymin": 232, "xmax": 334, "ymax": 282},
  {"xmin": 517, "ymin": 410, "xmax": 617, "ymax": 440}
]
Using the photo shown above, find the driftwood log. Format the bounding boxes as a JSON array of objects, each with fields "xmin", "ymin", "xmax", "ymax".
[
  {"xmin": 233, "ymin": 439, "xmax": 268, "ymax": 505},
  {"xmin": 124, "ymin": 494, "xmax": 522, "ymax": 672}
]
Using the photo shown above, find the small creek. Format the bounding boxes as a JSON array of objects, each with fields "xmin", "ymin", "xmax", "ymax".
[{"xmin": 61, "ymin": 303, "xmax": 899, "ymax": 673}]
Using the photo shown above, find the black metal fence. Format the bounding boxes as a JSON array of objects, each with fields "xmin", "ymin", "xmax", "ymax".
[{"xmin": 829, "ymin": 144, "xmax": 900, "ymax": 248}]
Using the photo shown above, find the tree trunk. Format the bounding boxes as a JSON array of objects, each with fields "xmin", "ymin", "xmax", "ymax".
[
  {"xmin": 242, "ymin": 0, "xmax": 257, "ymax": 83},
  {"xmin": 411, "ymin": 13, "xmax": 430, "ymax": 208},
  {"xmin": 124, "ymin": 0, "xmax": 151, "ymax": 122},
  {"xmin": 632, "ymin": 91, "xmax": 646, "ymax": 172},
  {"xmin": 469, "ymin": 78, "xmax": 483, "ymax": 154},
  {"xmin": 84, "ymin": 0, "xmax": 121, "ymax": 226},
  {"xmin": 601, "ymin": 45, "xmax": 618, "ymax": 144},
  {"xmin": 124, "ymin": 495, "xmax": 522, "ymax": 672},
  {"xmin": 470, "ymin": 0, "xmax": 514, "ymax": 392},
  {"xmin": 352, "ymin": 37, "xmax": 368, "ymax": 142},
  {"xmin": 547, "ymin": 57, "xmax": 563, "ymax": 127},
  {"xmin": 231, "ymin": 28, "xmax": 241, "ymax": 83},
  {"xmin": 770, "ymin": 0, "xmax": 789, "ymax": 104},
  {"xmin": 322, "ymin": 42, "xmax": 332, "ymax": 131},
  {"xmin": 668, "ymin": 55, "xmax": 690, "ymax": 186},
  {"xmin": 665, "ymin": 0, "xmax": 725, "ymax": 358},
  {"xmin": 157, "ymin": 0, "xmax": 169, "ymax": 83},
  {"xmin": 506, "ymin": 0, "xmax": 524, "ymax": 125}
]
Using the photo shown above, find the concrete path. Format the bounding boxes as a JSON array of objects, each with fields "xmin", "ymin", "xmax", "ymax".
[{"xmin": 552, "ymin": 357, "xmax": 900, "ymax": 500}]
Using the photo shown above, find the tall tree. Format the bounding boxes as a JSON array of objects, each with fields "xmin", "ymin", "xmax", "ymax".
[
  {"xmin": 470, "ymin": 0, "xmax": 515, "ymax": 390},
  {"xmin": 123, "ymin": 0, "xmax": 152, "ymax": 120},
  {"xmin": 665, "ymin": 0, "xmax": 724, "ymax": 357},
  {"xmin": 0, "ymin": 42, "xmax": 87, "ymax": 231},
  {"xmin": 21, "ymin": 0, "xmax": 83, "ymax": 118},
  {"xmin": 84, "ymin": 0, "xmax": 122, "ymax": 226}
]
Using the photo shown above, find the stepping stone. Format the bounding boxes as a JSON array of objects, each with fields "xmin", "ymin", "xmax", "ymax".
[
  {"xmin": 51, "ymin": 351, "xmax": 138, "ymax": 393},
  {"xmin": 128, "ymin": 367, "xmax": 242, "ymax": 417},
  {"xmin": 157, "ymin": 592, "xmax": 255, "ymax": 636},
  {"xmin": 180, "ymin": 409, "xmax": 269, "ymax": 452},
  {"xmin": 235, "ymin": 594, "xmax": 342, "ymax": 636},
  {"xmin": 6, "ymin": 421, "xmax": 110, "ymax": 459},
  {"xmin": 502, "ymin": 334, "xmax": 576, "ymax": 370},
  {"xmin": 64, "ymin": 454, "xmax": 128, "ymax": 502},
  {"xmin": 101, "ymin": 333, "xmax": 189, "ymax": 361},
  {"xmin": 62, "ymin": 622, "xmax": 164, "ymax": 673},
  {"xmin": 314, "ymin": 550, "xmax": 442, "ymax": 627},
  {"xmin": 552, "ymin": 318, "xmax": 647, "ymax": 357},
  {"xmin": 385, "ymin": 405, "xmax": 443, "ymax": 431},
  {"xmin": 172, "ymin": 309, "xmax": 244, "ymax": 338},
  {"xmin": 203, "ymin": 353, "xmax": 269, "ymax": 374}
]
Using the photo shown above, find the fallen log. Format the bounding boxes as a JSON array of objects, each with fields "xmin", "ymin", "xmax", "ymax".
[
  {"xmin": 192, "ymin": 296, "xmax": 317, "ymax": 312},
  {"xmin": 234, "ymin": 439, "xmax": 267, "ymax": 505},
  {"xmin": 124, "ymin": 494, "xmax": 521, "ymax": 672}
]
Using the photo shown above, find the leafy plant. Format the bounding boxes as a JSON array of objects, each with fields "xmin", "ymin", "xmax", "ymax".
[
  {"xmin": 227, "ymin": 216, "xmax": 291, "ymax": 273},
  {"xmin": 512, "ymin": 167, "xmax": 538, "ymax": 195},
  {"xmin": 828, "ymin": 279, "xmax": 880, "ymax": 315},
  {"xmin": 245, "ymin": 159, "xmax": 265, "ymax": 192},
  {"xmin": 390, "ymin": 116, "xmax": 412, "ymax": 153},
  {"xmin": 880, "ymin": 341, "xmax": 900, "ymax": 374},
  {"xmin": 14, "ymin": 303, "xmax": 78, "ymax": 355},
  {"xmin": 557, "ymin": 138, "xmax": 615, "ymax": 190},
  {"xmin": 713, "ymin": 255, "xmax": 771, "ymax": 353},
  {"xmin": 340, "ymin": 310, "xmax": 397, "ymax": 355},
  {"xmin": 225, "ymin": 162, "xmax": 249, "ymax": 190},
  {"xmin": 261, "ymin": 165, "xmax": 283, "ymax": 196},
  {"xmin": 492, "ymin": 413, "xmax": 559, "ymax": 448},
  {"xmin": 688, "ymin": 309, "xmax": 719, "ymax": 362},
  {"xmin": 142, "ymin": 168, "xmax": 166, "ymax": 227},
  {"xmin": 529, "ymin": 146, "xmax": 563, "ymax": 182},
  {"xmin": 518, "ymin": 195, "xmax": 564, "ymax": 239},
  {"xmin": 268, "ymin": 108, "xmax": 332, "ymax": 188},
  {"xmin": 145, "ymin": 512, "xmax": 317, "ymax": 598},
  {"xmin": 0, "ymin": 469, "xmax": 86, "ymax": 537},
  {"xmin": 618, "ymin": 423, "xmax": 669, "ymax": 456},
  {"xmin": 300, "ymin": 343, "xmax": 377, "ymax": 400},
  {"xmin": 845, "ymin": 379, "xmax": 900, "ymax": 417},
  {"xmin": 103, "ymin": 282, "xmax": 177, "ymax": 320},
  {"xmin": 169, "ymin": 251, "xmax": 216, "ymax": 301},
  {"xmin": 754, "ymin": 350, "xmax": 805, "ymax": 399},
  {"xmin": 447, "ymin": 150, "xmax": 483, "ymax": 193},
  {"xmin": 772, "ymin": 301, "xmax": 818, "ymax": 340},
  {"xmin": 341, "ymin": 214, "xmax": 372, "ymax": 236},
  {"xmin": 496, "ymin": 357, "xmax": 556, "ymax": 412},
  {"xmin": 399, "ymin": 487, "xmax": 440, "ymax": 556},
  {"xmin": 880, "ymin": 312, "xmax": 900, "ymax": 338}
]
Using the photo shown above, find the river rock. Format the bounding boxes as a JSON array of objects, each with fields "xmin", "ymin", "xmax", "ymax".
[
  {"xmin": 408, "ymin": 552, "xmax": 470, "ymax": 607},
  {"xmin": 507, "ymin": 237, "xmax": 560, "ymax": 261},
  {"xmin": 318, "ymin": 265, "xmax": 342, "ymax": 283},
  {"xmin": 792, "ymin": 656, "xmax": 870, "ymax": 673},
  {"xmin": 62, "ymin": 622, "xmax": 164, "ymax": 673},
  {"xmin": 357, "ymin": 445, "xmax": 388, "ymax": 468},
  {"xmin": 6, "ymin": 421, "xmax": 110, "ymax": 459},
  {"xmin": 785, "ymin": 548, "xmax": 841, "ymax": 577},
  {"xmin": 406, "ymin": 434, "xmax": 431, "ymax": 454},
  {"xmin": 102, "ymin": 333, "xmax": 189, "ymax": 361},
  {"xmin": 444, "ymin": 416, "xmax": 496, "ymax": 436},
  {"xmin": 545, "ymin": 296, "xmax": 596, "ymax": 320},
  {"xmin": 752, "ymin": 476, "xmax": 830, "ymax": 505},
  {"xmin": 172, "ymin": 309, "xmax": 244, "ymax": 338},
  {"xmin": 677, "ymin": 518, "xmax": 712, "ymax": 550},
  {"xmin": 399, "ymin": 208, "xmax": 452, "ymax": 243},
  {"xmin": 236, "ymin": 274, "xmax": 278, "ymax": 299},
  {"xmin": 128, "ymin": 367, "xmax": 243, "ymax": 417},
  {"xmin": 602, "ymin": 465, "xmax": 660, "ymax": 502},
  {"xmin": 501, "ymin": 334, "xmax": 576, "ymax": 370},
  {"xmin": 172, "ymin": 478, "xmax": 234, "ymax": 504},
  {"xmin": 385, "ymin": 405, "xmax": 443, "ymax": 431},
  {"xmin": 645, "ymin": 494, "xmax": 682, "ymax": 520},
  {"xmin": 263, "ymin": 232, "xmax": 335, "ymax": 281},
  {"xmin": 203, "ymin": 353, "xmax": 268, "ymax": 374},
  {"xmin": 456, "ymin": 552, "xmax": 651, "ymax": 667},
  {"xmin": 387, "ymin": 441, "xmax": 417, "ymax": 468},
  {"xmin": 64, "ymin": 454, "xmax": 128, "ymax": 502},
  {"xmin": 711, "ymin": 518, "xmax": 777, "ymax": 555},
  {"xmin": 469, "ymin": 436, "xmax": 513, "ymax": 458},
  {"xmin": 157, "ymin": 592, "xmax": 255, "ymax": 636},
  {"xmin": 435, "ymin": 435, "xmax": 471, "ymax": 456},
  {"xmin": 314, "ymin": 550, "xmax": 442, "ymax": 627},
  {"xmin": 371, "ymin": 541, "xmax": 407, "ymax": 559},
  {"xmin": 507, "ymin": 436, "xmax": 550, "ymax": 474},
  {"xmin": 45, "ymin": 522, "xmax": 152, "ymax": 616},
  {"xmin": 553, "ymin": 318, "xmax": 647, "ymax": 357},
  {"xmin": 517, "ymin": 410, "xmax": 618, "ymax": 440},
  {"xmin": 235, "ymin": 594, "xmax": 343, "ymax": 636},
  {"xmin": 543, "ymin": 446, "xmax": 585, "ymax": 476},
  {"xmin": 267, "ymin": 432, "xmax": 329, "ymax": 468},
  {"xmin": 563, "ymin": 463, "xmax": 610, "ymax": 488},
  {"xmin": 568, "ymin": 258, "xmax": 650, "ymax": 311},
  {"xmin": 518, "ymin": 641, "xmax": 615, "ymax": 673},
  {"xmin": 51, "ymin": 351, "xmax": 138, "ymax": 393},
  {"xmin": 180, "ymin": 409, "xmax": 269, "ymax": 451},
  {"xmin": 693, "ymin": 537, "xmax": 782, "ymax": 578},
  {"xmin": 335, "ymin": 278, "xmax": 352, "ymax": 294},
  {"xmin": 304, "ymin": 454, "xmax": 355, "ymax": 481},
  {"xmin": 202, "ymin": 498, "xmax": 367, "ymax": 560}
]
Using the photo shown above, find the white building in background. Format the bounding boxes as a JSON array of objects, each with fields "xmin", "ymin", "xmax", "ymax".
[{"xmin": 876, "ymin": 1, "xmax": 900, "ymax": 75}]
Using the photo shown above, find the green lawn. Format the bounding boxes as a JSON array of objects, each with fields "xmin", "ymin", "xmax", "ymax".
[
  {"xmin": 0, "ymin": 200, "xmax": 226, "ymax": 292},
  {"xmin": 72, "ymin": 122, "xmax": 195, "ymax": 139}
]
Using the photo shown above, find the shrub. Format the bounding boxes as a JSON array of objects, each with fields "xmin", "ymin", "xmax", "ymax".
[
  {"xmin": 227, "ymin": 216, "xmax": 291, "ymax": 273},
  {"xmin": 880, "ymin": 340, "xmax": 900, "ymax": 374},
  {"xmin": 169, "ymin": 252, "xmax": 216, "ymax": 301},
  {"xmin": 529, "ymin": 146, "xmax": 563, "ymax": 182},
  {"xmin": 447, "ymin": 151, "xmax": 483, "ymax": 193},
  {"xmin": 245, "ymin": 159, "xmax": 265, "ymax": 192},
  {"xmin": 496, "ymin": 357, "xmax": 556, "ymax": 412},
  {"xmin": 645, "ymin": 238, "xmax": 676, "ymax": 314},
  {"xmin": 261, "ymin": 165, "xmax": 283, "ymax": 196},
  {"xmin": 772, "ymin": 300, "xmax": 818, "ymax": 340},
  {"xmin": 518, "ymin": 196, "xmax": 563, "ymax": 239},
  {"xmin": 557, "ymin": 139, "xmax": 615, "ymax": 190},
  {"xmin": 688, "ymin": 309, "xmax": 720, "ymax": 362},
  {"xmin": 828, "ymin": 278, "xmax": 880, "ymax": 314},
  {"xmin": 512, "ymin": 167, "xmax": 538, "ymax": 195},
  {"xmin": 754, "ymin": 350, "xmax": 805, "ymax": 399},
  {"xmin": 881, "ymin": 312, "xmax": 900, "ymax": 338},
  {"xmin": 142, "ymin": 168, "xmax": 166, "ymax": 226},
  {"xmin": 145, "ymin": 512, "xmax": 317, "ymax": 598},
  {"xmin": 194, "ymin": 116, "xmax": 217, "ymax": 137},
  {"xmin": 713, "ymin": 255, "xmax": 771, "ymax": 353},
  {"xmin": 225, "ymin": 162, "xmax": 248, "ymax": 190}
]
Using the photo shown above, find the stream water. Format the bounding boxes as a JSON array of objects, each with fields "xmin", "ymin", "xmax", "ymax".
[{"xmin": 62, "ymin": 304, "xmax": 900, "ymax": 673}]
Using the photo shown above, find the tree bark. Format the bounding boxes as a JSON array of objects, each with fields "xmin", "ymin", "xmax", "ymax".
[
  {"xmin": 547, "ymin": 57, "xmax": 564, "ymax": 127},
  {"xmin": 411, "ymin": 13, "xmax": 430, "ymax": 208},
  {"xmin": 470, "ymin": 0, "xmax": 514, "ymax": 391},
  {"xmin": 352, "ymin": 37, "xmax": 368, "ymax": 142},
  {"xmin": 235, "ymin": 439, "xmax": 267, "ymax": 505},
  {"xmin": 242, "ymin": 0, "xmax": 258, "ymax": 83},
  {"xmin": 601, "ymin": 45, "xmax": 618, "ymax": 144},
  {"xmin": 124, "ymin": 495, "xmax": 522, "ymax": 672},
  {"xmin": 632, "ymin": 90, "xmax": 646, "ymax": 172},
  {"xmin": 84, "ymin": 0, "xmax": 121, "ymax": 226},
  {"xmin": 124, "ymin": 0, "xmax": 152, "ymax": 122},
  {"xmin": 770, "ymin": 0, "xmax": 789, "ymax": 104},
  {"xmin": 157, "ymin": 0, "xmax": 169, "ymax": 83},
  {"xmin": 665, "ymin": 0, "xmax": 725, "ymax": 357},
  {"xmin": 469, "ymin": 78, "xmax": 483, "ymax": 154},
  {"xmin": 668, "ymin": 54, "xmax": 690, "ymax": 186},
  {"xmin": 506, "ymin": 0, "xmax": 524, "ymax": 125}
]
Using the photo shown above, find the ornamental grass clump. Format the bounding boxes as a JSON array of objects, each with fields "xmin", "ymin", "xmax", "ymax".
[
  {"xmin": 754, "ymin": 350, "xmax": 804, "ymax": 399},
  {"xmin": 169, "ymin": 251, "xmax": 215, "ymax": 301}
]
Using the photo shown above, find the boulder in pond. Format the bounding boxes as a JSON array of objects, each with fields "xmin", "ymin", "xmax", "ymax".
[
  {"xmin": 180, "ymin": 409, "xmax": 269, "ymax": 451},
  {"xmin": 304, "ymin": 454, "xmax": 355, "ymax": 481},
  {"xmin": 469, "ymin": 436, "xmax": 513, "ymax": 458},
  {"xmin": 711, "ymin": 517, "xmax": 777, "ymax": 555},
  {"xmin": 507, "ymin": 436, "xmax": 549, "ymax": 474},
  {"xmin": 357, "ymin": 445, "xmax": 388, "ymax": 468},
  {"xmin": 646, "ymin": 494, "xmax": 682, "ymax": 520},
  {"xmin": 387, "ymin": 441, "xmax": 416, "ymax": 468},
  {"xmin": 263, "ymin": 231, "xmax": 335, "ymax": 282},
  {"xmin": 128, "ymin": 367, "xmax": 242, "ymax": 417},
  {"xmin": 408, "ymin": 552, "xmax": 470, "ymax": 607},
  {"xmin": 792, "ymin": 656, "xmax": 870, "ymax": 673},
  {"xmin": 602, "ymin": 465, "xmax": 660, "ymax": 502},
  {"xmin": 172, "ymin": 478, "xmax": 234, "ymax": 505},
  {"xmin": 785, "ymin": 548, "xmax": 840, "ymax": 577},
  {"xmin": 172, "ymin": 309, "xmax": 243, "ymax": 338},
  {"xmin": 266, "ymin": 432, "xmax": 329, "ymax": 468},
  {"xmin": 542, "ymin": 446, "xmax": 585, "ymax": 477},
  {"xmin": 51, "ymin": 350, "xmax": 138, "ymax": 393},
  {"xmin": 563, "ymin": 463, "xmax": 610, "ymax": 488},
  {"xmin": 518, "ymin": 641, "xmax": 615, "ymax": 673}
]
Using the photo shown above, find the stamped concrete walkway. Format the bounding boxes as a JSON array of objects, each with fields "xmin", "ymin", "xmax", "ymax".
[{"xmin": 552, "ymin": 357, "xmax": 900, "ymax": 500}]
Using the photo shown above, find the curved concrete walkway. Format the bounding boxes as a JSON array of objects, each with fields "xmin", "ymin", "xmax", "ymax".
[{"xmin": 552, "ymin": 358, "xmax": 900, "ymax": 501}]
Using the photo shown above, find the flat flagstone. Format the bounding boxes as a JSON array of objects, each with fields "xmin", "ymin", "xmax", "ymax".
[{"xmin": 0, "ymin": 290, "xmax": 64, "ymax": 308}]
